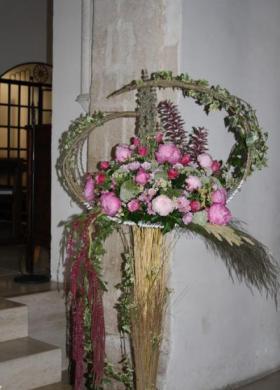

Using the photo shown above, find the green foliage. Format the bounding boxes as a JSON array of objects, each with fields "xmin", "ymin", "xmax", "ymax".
[
  {"xmin": 115, "ymin": 252, "xmax": 135, "ymax": 335},
  {"xmin": 120, "ymin": 180, "xmax": 142, "ymax": 203}
]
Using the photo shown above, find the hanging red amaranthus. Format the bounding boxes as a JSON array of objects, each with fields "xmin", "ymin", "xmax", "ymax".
[{"xmin": 65, "ymin": 213, "xmax": 105, "ymax": 389}]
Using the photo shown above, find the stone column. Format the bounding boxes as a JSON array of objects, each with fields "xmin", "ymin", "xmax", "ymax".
[
  {"xmin": 76, "ymin": 0, "xmax": 93, "ymax": 112},
  {"xmin": 88, "ymin": 1, "xmax": 182, "ymax": 388}
]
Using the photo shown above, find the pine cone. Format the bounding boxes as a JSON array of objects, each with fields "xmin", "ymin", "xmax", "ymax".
[
  {"xmin": 187, "ymin": 127, "xmax": 208, "ymax": 160},
  {"xmin": 157, "ymin": 100, "xmax": 188, "ymax": 151}
]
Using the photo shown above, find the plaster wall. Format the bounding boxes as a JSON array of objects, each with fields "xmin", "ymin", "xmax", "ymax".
[
  {"xmin": 51, "ymin": 0, "xmax": 82, "ymax": 281},
  {"xmin": 166, "ymin": 1, "xmax": 280, "ymax": 389},
  {"xmin": 0, "ymin": 0, "xmax": 49, "ymax": 75}
]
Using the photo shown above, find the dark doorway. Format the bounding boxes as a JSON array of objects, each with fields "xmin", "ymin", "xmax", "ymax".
[{"xmin": 0, "ymin": 63, "xmax": 52, "ymax": 277}]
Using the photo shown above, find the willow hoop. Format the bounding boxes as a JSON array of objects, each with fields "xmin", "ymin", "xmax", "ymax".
[{"xmin": 57, "ymin": 72, "xmax": 267, "ymax": 209}]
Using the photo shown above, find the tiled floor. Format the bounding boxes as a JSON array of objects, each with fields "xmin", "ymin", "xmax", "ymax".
[
  {"xmin": 237, "ymin": 370, "xmax": 280, "ymax": 390},
  {"xmin": 1, "ymin": 244, "xmax": 279, "ymax": 390}
]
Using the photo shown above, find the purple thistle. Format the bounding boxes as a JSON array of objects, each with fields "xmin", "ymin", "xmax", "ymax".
[{"xmin": 157, "ymin": 100, "xmax": 188, "ymax": 151}]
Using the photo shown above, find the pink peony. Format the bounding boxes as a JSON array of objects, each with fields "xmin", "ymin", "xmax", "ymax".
[
  {"xmin": 182, "ymin": 212, "xmax": 193, "ymax": 225},
  {"xmin": 135, "ymin": 169, "xmax": 150, "ymax": 185},
  {"xmin": 211, "ymin": 160, "xmax": 221, "ymax": 173},
  {"xmin": 190, "ymin": 200, "xmax": 201, "ymax": 212},
  {"xmin": 181, "ymin": 154, "xmax": 191, "ymax": 166},
  {"xmin": 186, "ymin": 175, "xmax": 202, "ymax": 191},
  {"xmin": 155, "ymin": 143, "xmax": 181, "ymax": 164},
  {"xmin": 211, "ymin": 188, "xmax": 227, "ymax": 205},
  {"xmin": 131, "ymin": 137, "xmax": 141, "ymax": 146},
  {"xmin": 155, "ymin": 132, "xmax": 164, "ymax": 143},
  {"xmin": 208, "ymin": 204, "xmax": 232, "ymax": 225},
  {"xmin": 197, "ymin": 153, "xmax": 213, "ymax": 169},
  {"xmin": 95, "ymin": 172, "xmax": 106, "ymax": 185},
  {"xmin": 99, "ymin": 161, "xmax": 110, "ymax": 170},
  {"xmin": 115, "ymin": 144, "xmax": 132, "ymax": 162},
  {"xmin": 100, "ymin": 192, "xmax": 121, "ymax": 217},
  {"xmin": 127, "ymin": 199, "xmax": 140, "ymax": 212},
  {"xmin": 168, "ymin": 168, "xmax": 179, "ymax": 180},
  {"xmin": 152, "ymin": 195, "xmax": 174, "ymax": 216},
  {"xmin": 176, "ymin": 196, "xmax": 190, "ymax": 213},
  {"xmin": 84, "ymin": 175, "xmax": 95, "ymax": 202},
  {"xmin": 138, "ymin": 146, "xmax": 148, "ymax": 157}
]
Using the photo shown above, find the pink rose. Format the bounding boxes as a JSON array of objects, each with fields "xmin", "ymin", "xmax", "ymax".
[
  {"xmin": 99, "ymin": 161, "xmax": 110, "ymax": 170},
  {"xmin": 100, "ymin": 192, "xmax": 121, "ymax": 217},
  {"xmin": 115, "ymin": 144, "xmax": 132, "ymax": 162},
  {"xmin": 186, "ymin": 176, "xmax": 202, "ymax": 191},
  {"xmin": 135, "ymin": 169, "xmax": 150, "ymax": 185},
  {"xmin": 127, "ymin": 199, "xmax": 140, "ymax": 212},
  {"xmin": 190, "ymin": 200, "xmax": 201, "ymax": 212},
  {"xmin": 182, "ymin": 212, "xmax": 193, "ymax": 225},
  {"xmin": 181, "ymin": 154, "xmax": 191, "ymax": 166},
  {"xmin": 95, "ymin": 172, "xmax": 106, "ymax": 185},
  {"xmin": 208, "ymin": 204, "xmax": 232, "ymax": 225},
  {"xmin": 138, "ymin": 146, "xmax": 148, "ymax": 157},
  {"xmin": 211, "ymin": 160, "xmax": 221, "ymax": 173},
  {"xmin": 84, "ymin": 175, "xmax": 95, "ymax": 202},
  {"xmin": 131, "ymin": 137, "xmax": 141, "ymax": 146},
  {"xmin": 176, "ymin": 196, "xmax": 190, "ymax": 213},
  {"xmin": 155, "ymin": 144, "xmax": 181, "ymax": 164},
  {"xmin": 211, "ymin": 188, "xmax": 227, "ymax": 205},
  {"xmin": 155, "ymin": 132, "xmax": 163, "ymax": 143},
  {"xmin": 168, "ymin": 168, "xmax": 179, "ymax": 180},
  {"xmin": 197, "ymin": 153, "xmax": 213, "ymax": 169},
  {"xmin": 152, "ymin": 195, "xmax": 174, "ymax": 216}
]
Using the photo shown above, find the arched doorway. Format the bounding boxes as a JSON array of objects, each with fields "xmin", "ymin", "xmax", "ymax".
[{"xmin": 0, "ymin": 62, "xmax": 52, "ymax": 277}]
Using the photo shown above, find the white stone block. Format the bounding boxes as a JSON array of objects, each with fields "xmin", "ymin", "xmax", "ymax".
[{"xmin": 0, "ymin": 337, "xmax": 61, "ymax": 390}]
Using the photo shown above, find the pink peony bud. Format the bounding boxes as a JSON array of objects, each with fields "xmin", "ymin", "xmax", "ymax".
[
  {"xmin": 181, "ymin": 154, "xmax": 191, "ymax": 166},
  {"xmin": 155, "ymin": 132, "xmax": 164, "ymax": 143},
  {"xmin": 84, "ymin": 175, "xmax": 95, "ymax": 202},
  {"xmin": 99, "ymin": 161, "xmax": 110, "ymax": 170},
  {"xmin": 211, "ymin": 160, "xmax": 221, "ymax": 173},
  {"xmin": 152, "ymin": 195, "xmax": 175, "ymax": 216},
  {"xmin": 176, "ymin": 196, "xmax": 190, "ymax": 213},
  {"xmin": 115, "ymin": 144, "xmax": 132, "ymax": 162},
  {"xmin": 168, "ymin": 168, "xmax": 179, "ymax": 180},
  {"xmin": 208, "ymin": 204, "xmax": 232, "ymax": 225},
  {"xmin": 155, "ymin": 143, "xmax": 181, "ymax": 164},
  {"xmin": 135, "ymin": 169, "xmax": 150, "ymax": 185},
  {"xmin": 197, "ymin": 153, "xmax": 213, "ymax": 169},
  {"xmin": 190, "ymin": 200, "xmax": 201, "ymax": 212},
  {"xmin": 186, "ymin": 175, "xmax": 202, "ymax": 191},
  {"xmin": 95, "ymin": 172, "xmax": 106, "ymax": 185},
  {"xmin": 211, "ymin": 188, "xmax": 227, "ymax": 205},
  {"xmin": 127, "ymin": 199, "xmax": 140, "ymax": 212},
  {"xmin": 100, "ymin": 192, "xmax": 121, "ymax": 217},
  {"xmin": 138, "ymin": 145, "xmax": 148, "ymax": 157},
  {"xmin": 182, "ymin": 212, "xmax": 193, "ymax": 225}
]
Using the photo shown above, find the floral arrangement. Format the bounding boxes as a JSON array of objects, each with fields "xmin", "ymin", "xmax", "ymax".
[
  {"xmin": 57, "ymin": 71, "xmax": 279, "ymax": 390},
  {"xmin": 84, "ymin": 125, "xmax": 232, "ymax": 231}
]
